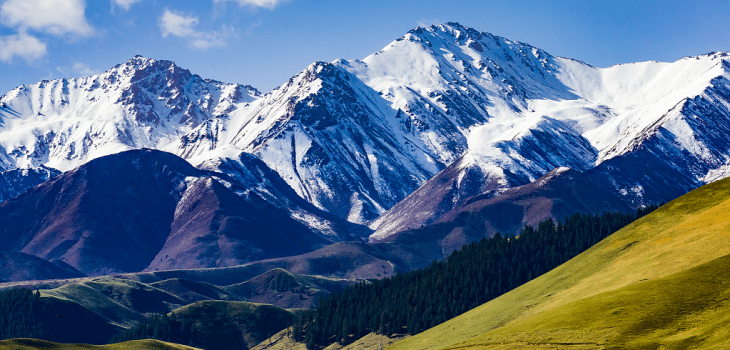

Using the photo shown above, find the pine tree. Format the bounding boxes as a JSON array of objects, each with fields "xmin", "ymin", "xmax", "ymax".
[{"xmin": 297, "ymin": 206, "xmax": 659, "ymax": 349}]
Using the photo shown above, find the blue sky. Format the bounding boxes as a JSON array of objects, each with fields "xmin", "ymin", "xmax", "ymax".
[{"xmin": 1, "ymin": 0, "xmax": 729, "ymax": 95}]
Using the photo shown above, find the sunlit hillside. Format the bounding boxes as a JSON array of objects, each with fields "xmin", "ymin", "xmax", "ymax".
[{"xmin": 390, "ymin": 176, "xmax": 730, "ymax": 349}]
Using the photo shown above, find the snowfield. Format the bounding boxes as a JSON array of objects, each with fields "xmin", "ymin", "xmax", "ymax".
[{"xmin": 2, "ymin": 24, "xmax": 730, "ymax": 237}]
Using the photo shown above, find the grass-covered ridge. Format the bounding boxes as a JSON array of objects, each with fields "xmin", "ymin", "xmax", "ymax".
[
  {"xmin": 294, "ymin": 207, "xmax": 656, "ymax": 348},
  {"xmin": 112, "ymin": 300, "xmax": 296, "ymax": 349},
  {"xmin": 390, "ymin": 176, "xmax": 730, "ymax": 350},
  {"xmin": 0, "ymin": 339, "xmax": 200, "ymax": 349}
]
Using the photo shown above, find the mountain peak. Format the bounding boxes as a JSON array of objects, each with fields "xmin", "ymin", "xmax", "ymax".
[
  {"xmin": 124, "ymin": 54, "xmax": 162, "ymax": 67},
  {"xmin": 405, "ymin": 22, "xmax": 498, "ymax": 46},
  {"xmin": 114, "ymin": 55, "xmax": 188, "ymax": 80},
  {"xmin": 0, "ymin": 54, "xmax": 260, "ymax": 172}
]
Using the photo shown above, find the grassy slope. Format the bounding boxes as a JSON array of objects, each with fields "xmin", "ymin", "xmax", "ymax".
[
  {"xmin": 169, "ymin": 300, "xmax": 296, "ymax": 349},
  {"xmin": 150, "ymin": 278, "xmax": 239, "ymax": 303},
  {"xmin": 224, "ymin": 267, "xmax": 358, "ymax": 309},
  {"xmin": 466, "ymin": 253, "xmax": 730, "ymax": 349},
  {"xmin": 0, "ymin": 339, "xmax": 199, "ymax": 350},
  {"xmin": 41, "ymin": 277, "xmax": 185, "ymax": 328},
  {"xmin": 390, "ymin": 177, "xmax": 730, "ymax": 350},
  {"xmin": 251, "ymin": 328, "xmax": 308, "ymax": 350},
  {"xmin": 250, "ymin": 330, "xmax": 408, "ymax": 350}
]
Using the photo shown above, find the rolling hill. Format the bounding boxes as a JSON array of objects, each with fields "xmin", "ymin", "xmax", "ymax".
[
  {"xmin": 389, "ymin": 176, "xmax": 730, "ymax": 349},
  {"xmin": 0, "ymin": 339, "xmax": 200, "ymax": 350}
]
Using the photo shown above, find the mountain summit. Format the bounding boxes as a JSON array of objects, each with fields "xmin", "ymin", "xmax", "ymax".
[
  {"xmin": 2, "ymin": 24, "xmax": 730, "ymax": 237},
  {"xmin": 0, "ymin": 55, "xmax": 259, "ymax": 172}
]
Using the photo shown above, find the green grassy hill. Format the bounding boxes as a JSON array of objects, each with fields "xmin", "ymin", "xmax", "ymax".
[
  {"xmin": 171, "ymin": 300, "xmax": 296, "ymax": 349},
  {"xmin": 390, "ymin": 177, "xmax": 730, "ymax": 349},
  {"xmin": 113, "ymin": 300, "xmax": 297, "ymax": 349},
  {"xmin": 40, "ymin": 277, "xmax": 185, "ymax": 329},
  {"xmin": 0, "ymin": 339, "xmax": 199, "ymax": 349},
  {"xmin": 224, "ymin": 268, "xmax": 358, "ymax": 309}
]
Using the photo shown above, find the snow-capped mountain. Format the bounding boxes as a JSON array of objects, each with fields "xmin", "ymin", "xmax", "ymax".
[
  {"xmin": 0, "ymin": 55, "xmax": 259, "ymax": 173},
  {"xmin": 370, "ymin": 24, "xmax": 730, "ymax": 239},
  {"xmin": 3, "ymin": 23, "xmax": 730, "ymax": 244},
  {"xmin": 171, "ymin": 62, "xmax": 448, "ymax": 223},
  {"xmin": 172, "ymin": 23, "xmax": 575, "ymax": 223},
  {"xmin": 173, "ymin": 22, "xmax": 730, "ymax": 231}
]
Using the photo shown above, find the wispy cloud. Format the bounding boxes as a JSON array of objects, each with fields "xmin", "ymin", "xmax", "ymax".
[
  {"xmin": 245, "ymin": 20, "xmax": 262, "ymax": 35},
  {"xmin": 158, "ymin": 8, "xmax": 235, "ymax": 50},
  {"xmin": 111, "ymin": 0, "xmax": 143, "ymax": 12},
  {"xmin": 0, "ymin": 0, "xmax": 95, "ymax": 37},
  {"xmin": 56, "ymin": 61, "xmax": 98, "ymax": 76},
  {"xmin": 214, "ymin": 0, "xmax": 292, "ymax": 10},
  {"xmin": 0, "ymin": 0, "xmax": 94, "ymax": 63},
  {"xmin": 417, "ymin": 18, "xmax": 441, "ymax": 28},
  {"xmin": 73, "ymin": 62, "xmax": 98, "ymax": 76},
  {"xmin": 0, "ymin": 30, "xmax": 47, "ymax": 63}
]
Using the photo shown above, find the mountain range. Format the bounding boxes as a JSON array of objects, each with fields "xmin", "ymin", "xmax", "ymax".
[
  {"xmin": 390, "ymin": 171, "xmax": 730, "ymax": 350},
  {"xmin": 2, "ymin": 22, "xmax": 730, "ymax": 281}
]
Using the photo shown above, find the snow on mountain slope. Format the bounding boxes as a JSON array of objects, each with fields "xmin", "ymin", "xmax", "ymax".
[
  {"xmin": 173, "ymin": 62, "xmax": 440, "ymax": 223},
  {"xmin": 193, "ymin": 147, "xmax": 371, "ymax": 240},
  {"xmin": 369, "ymin": 24, "xmax": 730, "ymax": 239},
  {"xmin": 0, "ymin": 165, "xmax": 60, "ymax": 203},
  {"xmin": 172, "ymin": 23, "xmax": 583, "ymax": 223},
  {"xmin": 169, "ymin": 22, "xmax": 730, "ymax": 231},
  {"xmin": 0, "ymin": 55, "xmax": 259, "ymax": 172},
  {"xmin": 3, "ymin": 22, "xmax": 730, "ymax": 242}
]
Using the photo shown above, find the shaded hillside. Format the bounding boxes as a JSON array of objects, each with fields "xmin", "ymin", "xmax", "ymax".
[
  {"xmin": 0, "ymin": 287, "xmax": 122, "ymax": 345},
  {"xmin": 40, "ymin": 278, "xmax": 188, "ymax": 329},
  {"xmin": 390, "ymin": 176, "xmax": 730, "ymax": 350},
  {"xmin": 112, "ymin": 301, "xmax": 296, "ymax": 350},
  {"xmin": 149, "ymin": 279, "xmax": 239, "ymax": 304},
  {"xmin": 0, "ymin": 149, "xmax": 328, "ymax": 278},
  {"xmin": 224, "ymin": 268, "xmax": 358, "ymax": 309},
  {"xmin": 0, "ymin": 339, "xmax": 200, "ymax": 350},
  {"xmin": 119, "ymin": 241, "xmax": 430, "ymax": 287},
  {"xmin": 0, "ymin": 265, "xmax": 360, "ymax": 344},
  {"xmin": 372, "ymin": 167, "xmax": 633, "ymax": 261},
  {"xmin": 0, "ymin": 252, "xmax": 84, "ymax": 283}
]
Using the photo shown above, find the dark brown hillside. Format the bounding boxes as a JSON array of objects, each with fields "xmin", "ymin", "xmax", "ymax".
[
  {"xmin": 146, "ymin": 176, "xmax": 329, "ymax": 271},
  {"xmin": 0, "ymin": 149, "xmax": 329, "ymax": 280},
  {"xmin": 374, "ymin": 167, "xmax": 632, "ymax": 261}
]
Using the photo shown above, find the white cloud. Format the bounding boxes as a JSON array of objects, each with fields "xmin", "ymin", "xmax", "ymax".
[
  {"xmin": 214, "ymin": 0, "xmax": 292, "ymax": 10},
  {"xmin": 73, "ymin": 62, "xmax": 97, "ymax": 76},
  {"xmin": 0, "ymin": 0, "xmax": 94, "ymax": 37},
  {"xmin": 111, "ymin": 0, "xmax": 142, "ymax": 12},
  {"xmin": 56, "ymin": 62, "xmax": 99, "ymax": 76},
  {"xmin": 417, "ymin": 18, "xmax": 441, "ymax": 28},
  {"xmin": 158, "ymin": 8, "xmax": 233, "ymax": 50},
  {"xmin": 159, "ymin": 9, "xmax": 199, "ymax": 38},
  {"xmin": 0, "ymin": 30, "xmax": 47, "ymax": 63}
]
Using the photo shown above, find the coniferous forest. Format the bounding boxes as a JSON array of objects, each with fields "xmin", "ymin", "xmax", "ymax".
[
  {"xmin": 110, "ymin": 314, "xmax": 193, "ymax": 346},
  {"xmin": 0, "ymin": 288, "xmax": 44, "ymax": 340},
  {"xmin": 294, "ymin": 207, "xmax": 658, "ymax": 348}
]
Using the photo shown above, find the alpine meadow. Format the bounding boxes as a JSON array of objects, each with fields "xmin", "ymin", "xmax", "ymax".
[{"xmin": 2, "ymin": 1, "xmax": 730, "ymax": 349}]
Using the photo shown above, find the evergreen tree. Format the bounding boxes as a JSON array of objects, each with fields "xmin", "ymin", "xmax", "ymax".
[{"xmin": 295, "ymin": 206, "xmax": 659, "ymax": 349}]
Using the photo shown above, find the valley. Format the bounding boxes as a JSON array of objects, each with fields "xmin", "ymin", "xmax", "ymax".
[{"xmin": 1, "ymin": 22, "xmax": 730, "ymax": 350}]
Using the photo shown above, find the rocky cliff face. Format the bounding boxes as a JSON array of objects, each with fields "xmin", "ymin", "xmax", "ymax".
[
  {"xmin": 3, "ymin": 24, "xmax": 730, "ymax": 250},
  {"xmin": 0, "ymin": 55, "xmax": 259, "ymax": 173}
]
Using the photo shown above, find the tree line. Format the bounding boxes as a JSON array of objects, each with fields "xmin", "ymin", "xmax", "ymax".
[
  {"xmin": 0, "ymin": 288, "xmax": 44, "ymax": 340},
  {"xmin": 110, "ymin": 313, "xmax": 196, "ymax": 346},
  {"xmin": 293, "ymin": 206, "xmax": 658, "ymax": 348}
]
